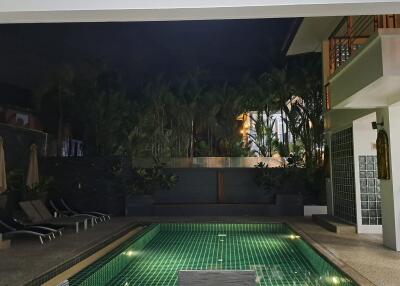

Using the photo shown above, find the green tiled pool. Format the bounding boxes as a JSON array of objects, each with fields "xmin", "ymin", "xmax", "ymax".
[{"xmin": 69, "ymin": 223, "xmax": 355, "ymax": 286}]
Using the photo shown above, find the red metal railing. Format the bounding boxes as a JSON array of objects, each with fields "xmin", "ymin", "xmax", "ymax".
[
  {"xmin": 328, "ymin": 15, "xmax": 399, "ymax": 75},
  {"xmin": 324, "ymin": 83, "xmax": 331, "ymax": 111}
]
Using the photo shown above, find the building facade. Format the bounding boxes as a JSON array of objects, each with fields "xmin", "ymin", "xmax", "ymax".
[
  {"xmin": 0, "ymin": 83, "xmax": 83, "ymax": 158},
  {"xmin": 287, "ymin": 15, "xmax": 400, "ymax": 250},
  {"xmin": 243, "ymin": 111, "xmax": 293, "ymax": 156}
]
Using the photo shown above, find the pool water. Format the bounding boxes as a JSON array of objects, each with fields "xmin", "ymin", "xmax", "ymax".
[{"xmin": 70, "ymin": 223, "xmax": 355, "ymax": 286}]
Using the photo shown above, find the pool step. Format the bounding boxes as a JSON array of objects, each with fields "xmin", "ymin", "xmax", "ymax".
[
  {"xmin": 312, "ymin": 214, "xmax": 356, "ymax": 234},
  {"xmin": 179, "ymin": 270, "xmax": 256, "ymax": 286}
]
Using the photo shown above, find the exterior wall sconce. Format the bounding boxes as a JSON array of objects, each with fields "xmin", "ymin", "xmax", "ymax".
[{"xmin": 371, "ymin": 121, "xmax": 384, "ymax": 130}]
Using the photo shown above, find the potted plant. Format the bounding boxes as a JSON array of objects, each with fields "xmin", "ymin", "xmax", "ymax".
[
  {"xmin": 0, "ymin": 169, "xmax": 24, "ymax": 210},
  {"xmin": 0, "ymin": 190, "xmax": 7, "ymax": 209},
  {"xmin": 23, "ymin": 175, "xmax": 55, "ymax": 202},
  {"xmin": 254, "ymin": 162, "xmax": 305, "ymax": 215},
  {"xmin": 254, "ymin": 162, "xmax": 281, "ymax": 194},
  {"xmin": 125, "ymin": 158, "xmax": 178, "ymax": 216}
]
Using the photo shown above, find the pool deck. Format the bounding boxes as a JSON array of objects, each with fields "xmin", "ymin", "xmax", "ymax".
[
  {"xmin": 0, "ymin": 217, "xmax": 137, "ymax": 286},
  {"xmin": 0, "ymin": 216, "xmax": 400, "ymax": 286}
]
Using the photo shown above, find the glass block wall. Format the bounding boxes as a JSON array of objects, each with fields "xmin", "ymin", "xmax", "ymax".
[
  {"xmin": 359, "ymin": 156, "xmax": 382, "ymax": 225},
  {"xmin": 331, "ymin": 128, "xmax": 356, "ymax": 224}
]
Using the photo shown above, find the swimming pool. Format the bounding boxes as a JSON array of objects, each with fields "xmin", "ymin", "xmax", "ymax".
[{"xmin": 69, "ymin": 223, "xmax": 355, "ymax": 286}]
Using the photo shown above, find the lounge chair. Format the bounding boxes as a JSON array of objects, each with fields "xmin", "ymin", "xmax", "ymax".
[
  {"xmin": 19, "ymin": 201, "xmax": 88, "ymax": 233},
  {"xmin": 59, "ymin": 198, "xmax": 111, "ymax": 221},
  {"xmin": 19, "ymin": 200, "xmax": 42, "ymax": 223},
  {"xmin": 10, "ymin": 217, "xmax": 64, "ymax": 236},
  {"xmin": 32, "ymin": 200, "xmax": 94, "ymax": 229},
  {"xmin": 0, "ymin": 218, "xmax": 57, "ymax": 239},
  {"xmin": 0, "ymin": 219, "xmax": 54, "ymax": 244},
  {"xmin": 49, "ymin": 200, "xmax": 102, "ymax": 223}
]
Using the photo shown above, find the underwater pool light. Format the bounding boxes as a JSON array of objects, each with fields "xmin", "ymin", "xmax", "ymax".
[
  {"xmin": 124, "ymin": 250, "xmax": 138, "ymax": 257},
  {"xmin": 321, "ymin": 275, "xmax": 341, "ymax": 285},
  {"xmin": 331, "ymin": 276, "xmax": 340, "ymax": 285}
]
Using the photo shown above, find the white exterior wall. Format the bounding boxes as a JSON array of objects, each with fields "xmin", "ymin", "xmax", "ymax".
[
  {"xmin": 376, "ymin": 105, "xmax": 400, "ymax": 251},
  {"xmin": 329, "ymin": 30, "xmax": 400, "ymax": 109},
  {"xmin": 323, "ymin": 28, "xmax": 400, "ymax": 248}
]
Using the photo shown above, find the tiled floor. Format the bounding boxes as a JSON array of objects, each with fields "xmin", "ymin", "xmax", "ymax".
[
  {"xmin": 290, "ymin": 218, "xmax": 400, "ymax": 286},
  {"xmin": 1, "ymin": 217, "xmax": 400, "ymax": 286},
  {"xmin": 0, "ymin": 217, "xmax": 136, "ymax": 286}
]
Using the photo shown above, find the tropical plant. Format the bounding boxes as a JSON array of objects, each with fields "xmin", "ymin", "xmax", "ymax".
[
  {"xmin": 254, "ymin": 162, "xmax": 281, "ymax": 193},
  {"xmin": 248, "ymin": 111, "xmax": 277, "ymax": 157},
  {"xmin": 28, "ymin": 176, "xmax": 55, "ymax": 195},
  {"xmin": 130, "ymin": 158, "xmax": 179, "ymax": 195},
  {"xmin": 36, "ymin": 55, "xmax": 323, "ymax": 163},
  {"xmin": 2, "ymin": 169, "xmax": 25, "ymax": 214},
  {"xmin": 286, "ymin": 147, "xmax": 304, "ymax": 168},
  {"xmin": 5, "ymin": 169, "xmax": 24, "ymax": 193},
  {"xmin": 285, "ymin": 54, "xmax": 324, "ymax": 168},
  {"xmin": 36, "ymin": 65, "xmax": 75, "ymax": 156},
  {"xmin": 240, "ymin": 73, "xmax": 280, "ymax": 156},
  {"xmin": 38, "ymin": 64, "xmax": 134, "ymax": 157}
]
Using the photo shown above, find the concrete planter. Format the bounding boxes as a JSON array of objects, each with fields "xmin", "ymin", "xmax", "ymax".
[
  {"xmin": 125, "ymin": 194, "xmax": 154, "ymax": 216},
  {"xmin": 303, "ymin": 205, "xmax": 327, "ymax": 216},
  {"xmin": 0, "ymin": 194, "xmax": 8, "ymax": 209},
  {"xmin": 38, "ymin": 191, "xmax": 48, "ymax": 202}
]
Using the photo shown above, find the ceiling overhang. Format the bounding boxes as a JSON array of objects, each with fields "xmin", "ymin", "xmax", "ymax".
[
  {"xmin": 286, "ymin": 16, "xmax": 343, "ymax": 55},
  {"xmin": 1, "ymin": 1, "xmax": 400, "ymax": 23}
]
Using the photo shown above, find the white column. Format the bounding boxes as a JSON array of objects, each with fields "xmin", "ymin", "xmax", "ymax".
[{"xmin": 377, "ymin": 105, "xmax": 400, "ymax": 251}]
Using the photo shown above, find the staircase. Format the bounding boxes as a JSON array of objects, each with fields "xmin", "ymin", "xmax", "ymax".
[{"xmin": 312, "ymin": 214, "xmax": 356, "ymax": 234}]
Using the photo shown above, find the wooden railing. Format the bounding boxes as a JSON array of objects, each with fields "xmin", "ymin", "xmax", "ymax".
[{"xmin": 328, "ymin": 15, "xmax": 399, "ymax": 75}]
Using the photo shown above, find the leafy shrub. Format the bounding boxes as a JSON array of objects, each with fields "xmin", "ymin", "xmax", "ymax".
[{"xmin": 130, "ymin": 158, "xmax": 178, "ymax": 195}]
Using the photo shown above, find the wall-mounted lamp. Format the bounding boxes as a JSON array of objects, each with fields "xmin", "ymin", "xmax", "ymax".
[{"xmin": 372, "ymin": 121, "xmax": 384, "ymax": 130}]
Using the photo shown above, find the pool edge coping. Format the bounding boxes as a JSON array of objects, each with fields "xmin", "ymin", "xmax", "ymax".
[{"xmin": 23, "ymin": 221, "xmax": 141, "ymax": 286}]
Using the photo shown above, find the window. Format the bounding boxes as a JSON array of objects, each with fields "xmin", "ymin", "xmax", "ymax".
[{"xmin": 15, "ymin": 112, "xmax": 29, "ymax": 127}]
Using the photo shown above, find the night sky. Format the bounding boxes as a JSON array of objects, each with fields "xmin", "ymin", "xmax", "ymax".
[{"xmin": 0, "ymin": 18, "xmax": 293, "ymax": 93}]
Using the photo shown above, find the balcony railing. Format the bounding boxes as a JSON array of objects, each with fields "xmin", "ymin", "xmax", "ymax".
[{"xmin": 328, "ymin": 15, "xmax": 399, "ymax": 75}]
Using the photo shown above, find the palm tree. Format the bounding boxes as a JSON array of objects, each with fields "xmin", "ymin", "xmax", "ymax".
[
  {"xmin": 36, "ymin": 65, "xmax": 75, "ymax": 156},
  {"xmin": 176, "ymin": 68, "xmax": 207, "ymax": 157},
  {"xmin": 268, "ymin": 68, "xmax": 294, "ymax": 156},
  {"xmin": 289, "ymin": 55, "xmax": 324, "ymax": 167},
  {"xmin": 195, "ymin": 89, "xmax": 220, "ymax": 156},
  {"xmin": 267, "ymin": 54, "xmax": 324, "ymax": 168}
]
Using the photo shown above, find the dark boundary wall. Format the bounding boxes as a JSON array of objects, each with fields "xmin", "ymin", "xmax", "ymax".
[
  {"xmin": 153, "ymin": 168, "xmax": 218, "ymax": 204},
  {"xmin": 39, "ymin": 157, "xmax": 323, "ymax": 216},
  {"xmin": 40, "ymin": 157, "xmax": 126, "ymax": 215}
]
